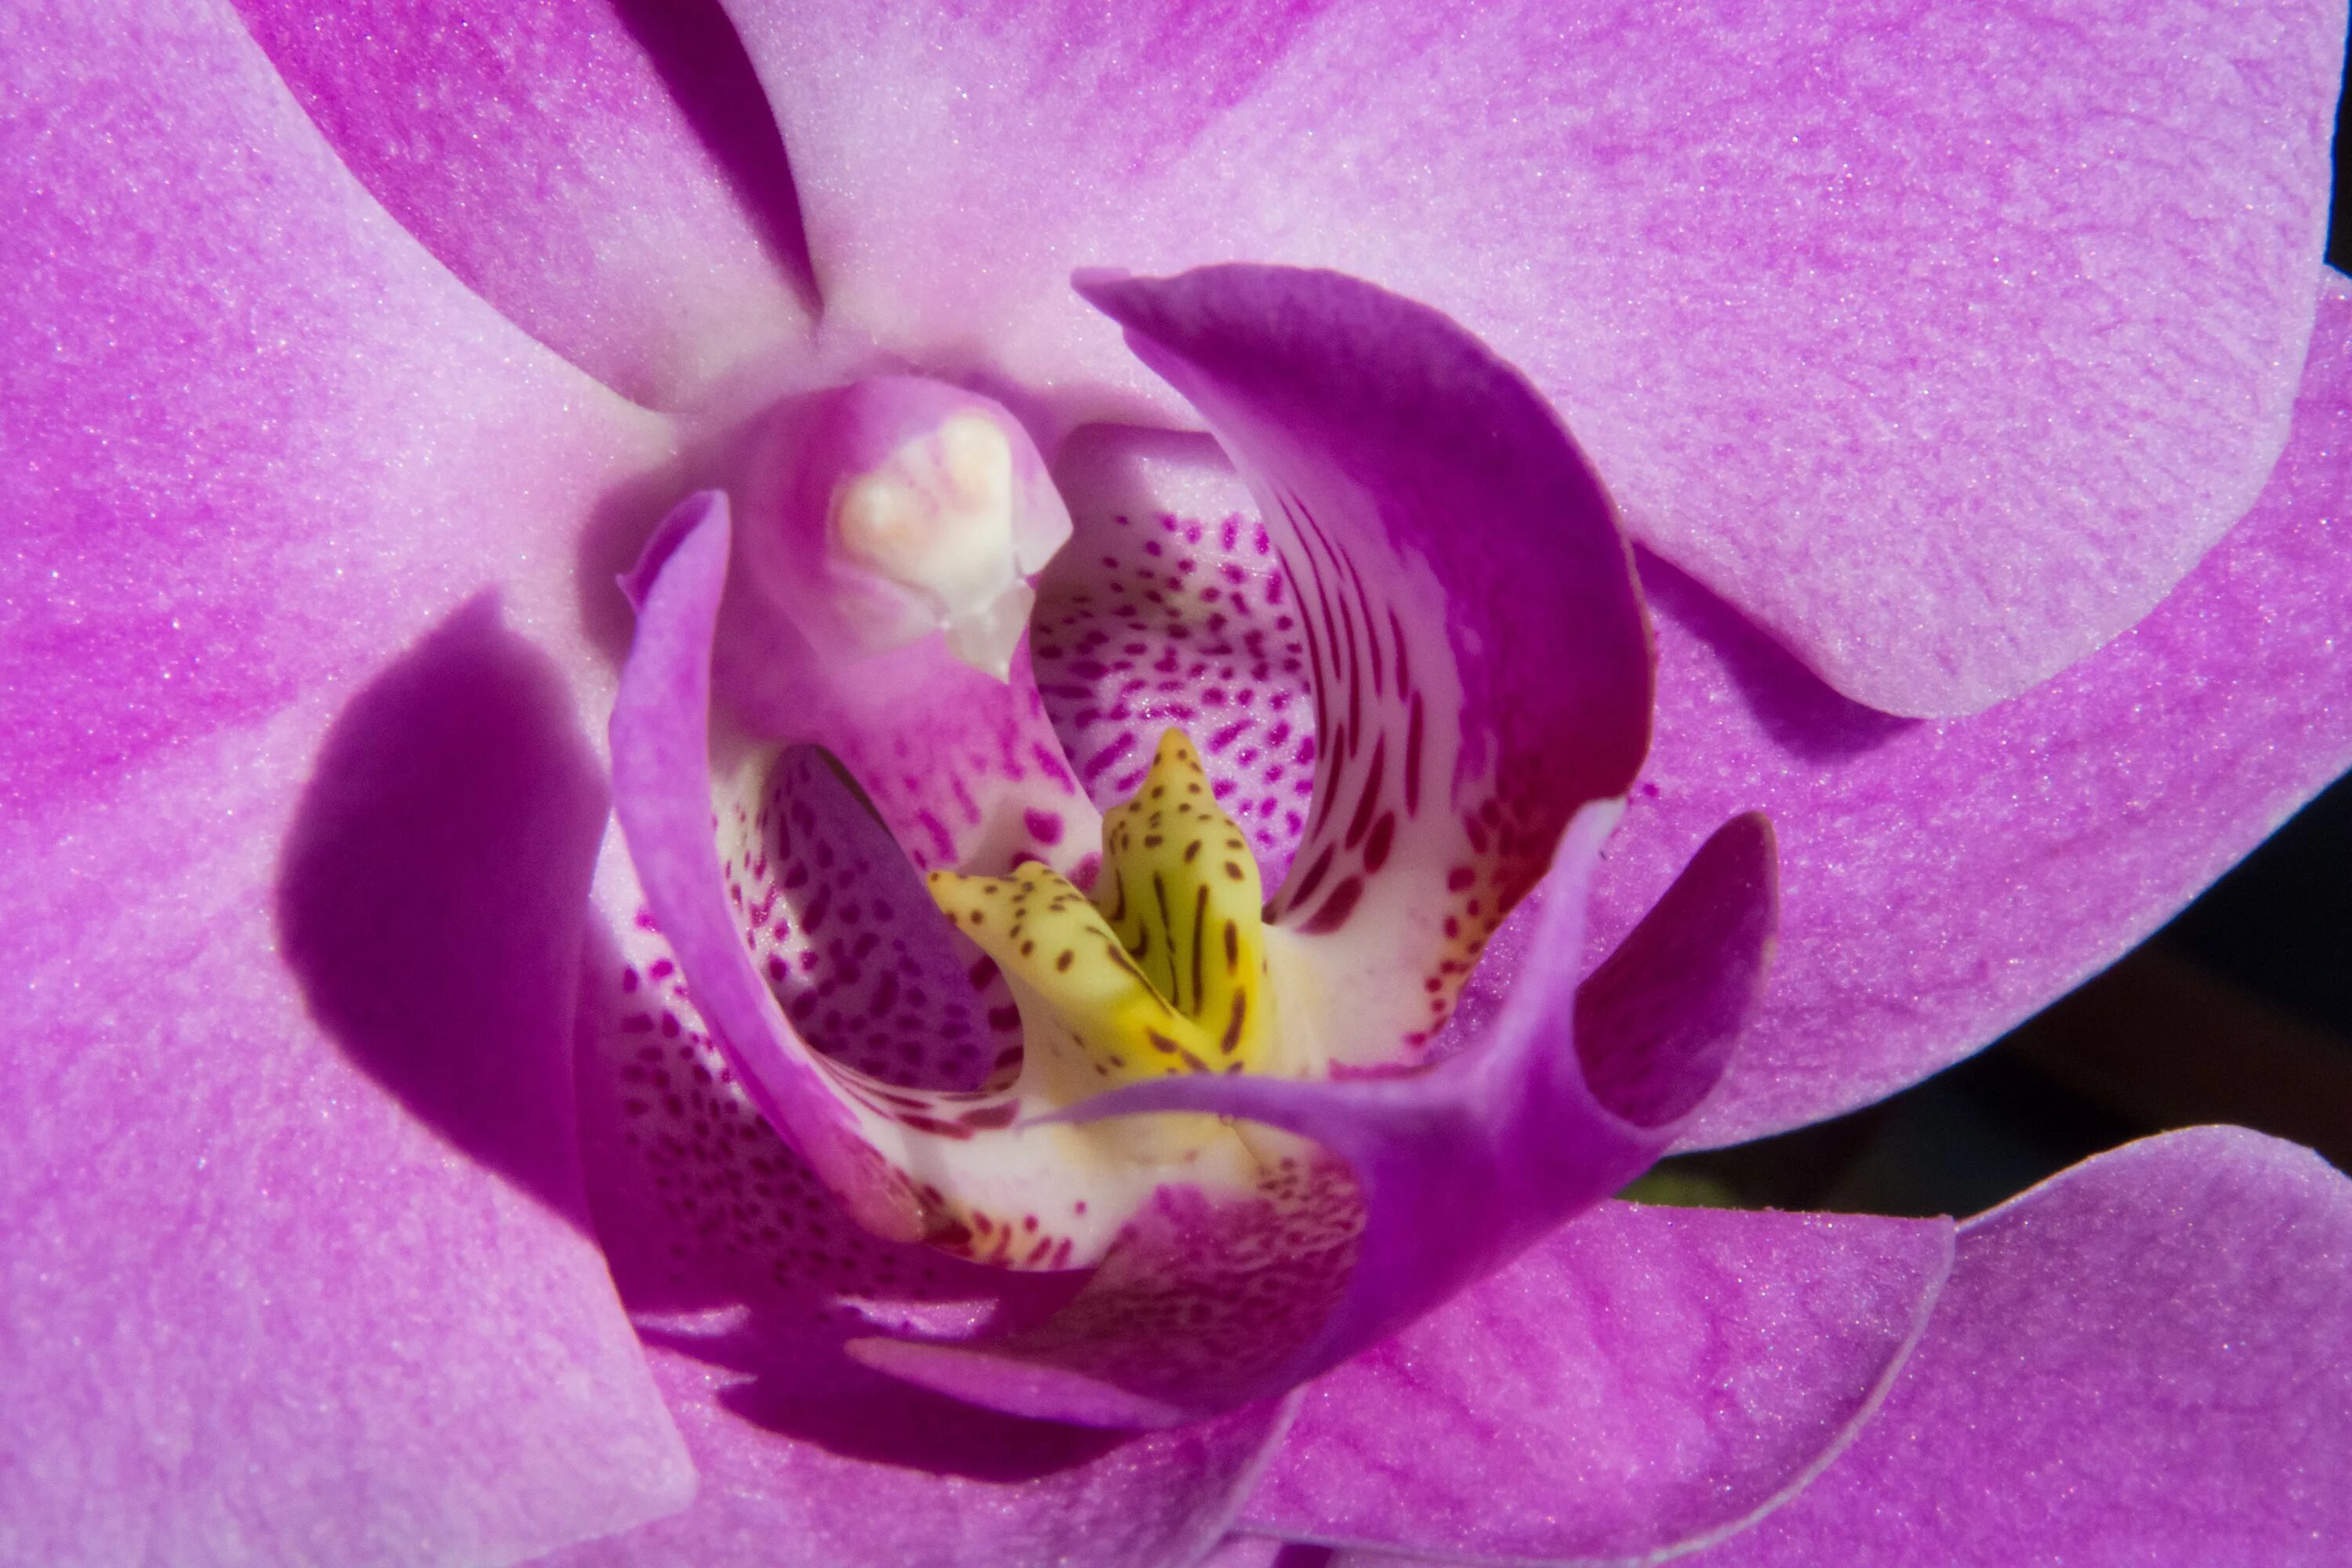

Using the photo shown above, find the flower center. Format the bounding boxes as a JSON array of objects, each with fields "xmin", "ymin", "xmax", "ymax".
[
  {"xmin": 927, "ymin": 731, "xmax": 1279, "ymax": 1102},
  {"xmin": 738, "ymin": 376, "xmax": 1071, "ymax": 684}
]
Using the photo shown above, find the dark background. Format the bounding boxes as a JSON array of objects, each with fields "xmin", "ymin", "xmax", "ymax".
[{"xmin": 1637, "ymin": 45, "xmax": 2352, "ymax": 1215}]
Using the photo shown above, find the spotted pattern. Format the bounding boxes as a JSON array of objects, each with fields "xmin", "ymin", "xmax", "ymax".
[
  {"xmin": 953, "ymin": 1145, "xmax": 1365, "ymax": 1411},
  {"xmin": 1033, "ymin": 509, "xmax": 1317, "ymax": 887},
  {"xmin": 590, "ymin": 866, "xmax": 1101, "ymax": 1276},
  {"xmin": 814, "ymin": 653, "xmax": 1097, "ymax": 880},
  {"xmin": 717, "ymin": 746, "xmax": 1021, "ymax": 1094},
  {"xmin": 1041, "ymin": 476, "xmax": 1544, "ymax": 1063},
  {"xmin": 576, "ymin": 899, "xmax": 1080, "ymax": 1319},
  {"xmin": 927, "ymin": 732, "xmax": 1279, "ymax": 1102},
  {"xmin": 1253, "ymin": 484, "xmax": 1541, "ymax": 1051}
]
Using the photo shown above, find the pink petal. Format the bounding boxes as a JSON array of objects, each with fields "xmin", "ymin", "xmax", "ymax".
[
  {"xmin": 534, "ymin": 1338, "xmax": 1294, "ymax": 1568},
  {"xmin": 1243, "ymin": 1201, "xmax": 1953, "ymax": 1563},
  {"xmin": 1074, "ymin": 265, "xmax": 1652, "ymax": 1069},
  {"xmin": 1195, "ymin": 1538, "xmax": 1294, "ymax": 1568},
  {"xmin": 1613, "ymin": 271, "xmax": 2352, "ymax": 1149},
  {"xmin": 6, "ymin": 4, "xmax": 694, "ymax": 1558},
  {"xmin": 724, "ymin": 0, "xmax": 2339, "ymax": 712},
  {"xmin": 231, "ymin": 0, "xmax": 816, "ymax": 408},
  {"xmin": 1688, "ymin": 1127, "xmax": 2352, "ymax": 1566},
  {"xmin": 7, "ymin": 0, "xmax": 675, "ymax": 818},
  {"xmin": 4, "ymin": 604, "xmax": 695, "ymax": 1563}
]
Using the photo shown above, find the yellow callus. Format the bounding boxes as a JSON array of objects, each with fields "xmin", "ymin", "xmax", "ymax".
[{"xmin": 927, "ymin": 731, "xmax": 1276, "ymax": 1101}]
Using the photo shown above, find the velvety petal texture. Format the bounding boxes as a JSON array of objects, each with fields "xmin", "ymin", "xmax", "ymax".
[
  {"xmin": 1243, "ymin": 1202, "xmax": 1952, "ymax": 1563},
  {"xmin": 232, "ymin": 0, "xmax": 816, "ymax": 408},
  {"xmin": 1691, "ymin": 1127, "xmax": 2352, "ymax": 1566},
  {"xmin": 3, "ymin": 2, "xmax": 699, "ymax": 1559},
  {"xmin": 1608, "ymin": 273, "xmax": 2352, "ymax": 1147},
  {"xmin": 724, "ymin": 0, "xmax": 2343, "ymax": 712},
  {"xmin": 538, "ymin": 1341, "xmax": 1293, "ymax": 1568}
]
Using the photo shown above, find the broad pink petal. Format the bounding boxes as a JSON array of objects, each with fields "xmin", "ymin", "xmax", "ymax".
[
  {"xmin": 1075, "ymin": 265, "xmax": 1652, "ymax": 1069},
  {"xmin": 1195, "ymin": 1537, "xmax": 1294, "ymax": 1568},
  {"xmin": 724, "ymin": 0, "xmax": 2339, "ymax": 712},
  {"xmin": 535, "ymin": 1338, "xmax": 1294, "ymax": 1568},
  {"xmin": 232, "ymin": 0, "xmax": 816, "ymax": 408},
  {"xmin": 4, "ymin": 604, "xmax": 697, "ymax": 1563},
  {"xmin": 5, "ymin": 3, "xmax": 695, "ymax": 1558},
  {"xmin": 6, "ymin": 0, "xmax": 677, "ymax": 818},
  {"xmin": 1243, "ymin": 1202, "xmax": 1952, "ymax": 1563},
  {"xmin": 859, "ymin": 808, "xmax": 1775, "ymax": 1424},
  {"xmin": 1688, "ymin": 1127, "xmax": 2352, "ymax": 1566},
  {"xmin": 1610, "ymin": 273, "xmax": 2352, "ymax": 1148}
]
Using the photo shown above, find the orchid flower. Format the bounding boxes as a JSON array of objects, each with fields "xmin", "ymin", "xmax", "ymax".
[{"xmin": 6, "ymin": 3, "xmax": 2352, "ymax": 1567}]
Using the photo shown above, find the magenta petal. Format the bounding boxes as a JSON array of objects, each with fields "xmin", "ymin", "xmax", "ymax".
[
  {"xmin": 6, "ymin": 6, "xmax": 694, "ymax": 1558},
  {"xmin": 609, "ymin": 493, "xmax": 927, "ymax": 1242},
  {"xmin": 1690, "ymin": 1127, "xmax": 2352, "ymax": 1566},
  {"xmin": 233, "ymin": 0, "xmax": 815, "ymax": 408},
  {"xmin": 860, "ymin": 806, "xmax": 1775, "ymax": 1422},
  {"xmin": 535, "ymin": 1338, "xmax": 1294, "ymax": 1568},
  {"xmin": 724, "ymin": 1, "xmax": 2339, "ymax": 711},
  {"xmin": 1244, "ymin": 1201, "xmax": 1952, "ymax": 1563},
  {"xmin": 7, "ymin": 0, "xmax": 673, "ymax": 817},
  {"xmin": 1076, "ymin": 264, "xmax": 1652, "ymax": 1069},
  {"xmin": 1078, "ymin": 264, "xmax": 1649, "ymax": 833},
  {"xmin": 1626, "ymin": 272, "xmax": 2352, "ymax": 1148},
  {"xmin": 3, "ymin": 619, "xmax": 696, "ymax": 1562}
]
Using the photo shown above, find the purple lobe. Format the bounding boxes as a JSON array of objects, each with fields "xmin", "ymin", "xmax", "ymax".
[
  {"xmin": 1691, "ymin": 1127, "xmax": 2352, "ymax": 1566},
  {"xmin": 1073, "ymin": 263, "xmax": 1653, "ymax": 1068},
  {"xmin": 1243, "ymin": 1200, "xmax": 1953, "ymax": 1562},
  {"xmin": 720, "ymin": 0, "xmax": 2342, "ymax": 712},
  {"xmin": 858, "ymin": 806, "xmax": 1777, "ymax": 1424},
  {"xmin": 233, "ymin": 0, "xmax": 815, "ymax": 407},
  {"xmin": 1622, "ymin": 272, "xmax": 2352, "ymax": 1148},
  {"xmin": 609, "ymin": 492, "xmax": 926, "ymax": 1241}
]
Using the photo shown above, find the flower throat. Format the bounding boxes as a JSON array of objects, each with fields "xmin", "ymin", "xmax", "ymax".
[{"xmin": 926, "ymin": 731, "xmax": 1279, "ymax": 1101}]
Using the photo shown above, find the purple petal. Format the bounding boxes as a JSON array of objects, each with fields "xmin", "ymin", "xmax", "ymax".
[
  {"xmin": 533, "ymin": 1338, "xmax": 1294, "ymax": 1568},
  {"xmin": 233, "ymin": 0, "xmax": 815, "ymax": 408},
  {"xmin": 1618, "ymin": 272, "xmax": 2352, "ymax": 1148},
  {"xmin": 1688, "ymin": 1127, "xmax": 2352, "ymax": 1566},
  {"xmin": 1243, "ymin": 1201, "xmax": 1952, "ymax": 1563},
  {"xmin": 6, "ymin": 0, "xmax": 674, "ymax": 818},
  {"xmin": 5, "ymin": 6, "xmax": 695, "ymax": 1558},
  {"xmin": 1194, "ymin": 1537, "xmax": 1294, "ymax": 1568},
  {"xmin": 608, "ymin": 494, "xmax": 930, "ymax": 1242},
  {"xmin": 855, "ymin": 807, "xmax": 1776, "ymax": 1422},
  {"xmin": 722, "ymin": 0, "xmax": 2339, "ymax": 711},
  {"xmin": 4, "ymin": 615, "xmax": 699, "ymax": 1562},
  {"xmin": 1076, "ymin": 265, "xmax": 1652, "ymax": 1069}
]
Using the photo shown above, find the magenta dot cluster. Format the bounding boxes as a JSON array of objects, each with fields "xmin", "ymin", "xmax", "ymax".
[{"xmin": 1032, "ymin": 510, "xmax": 1319, "ymax": 888}]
